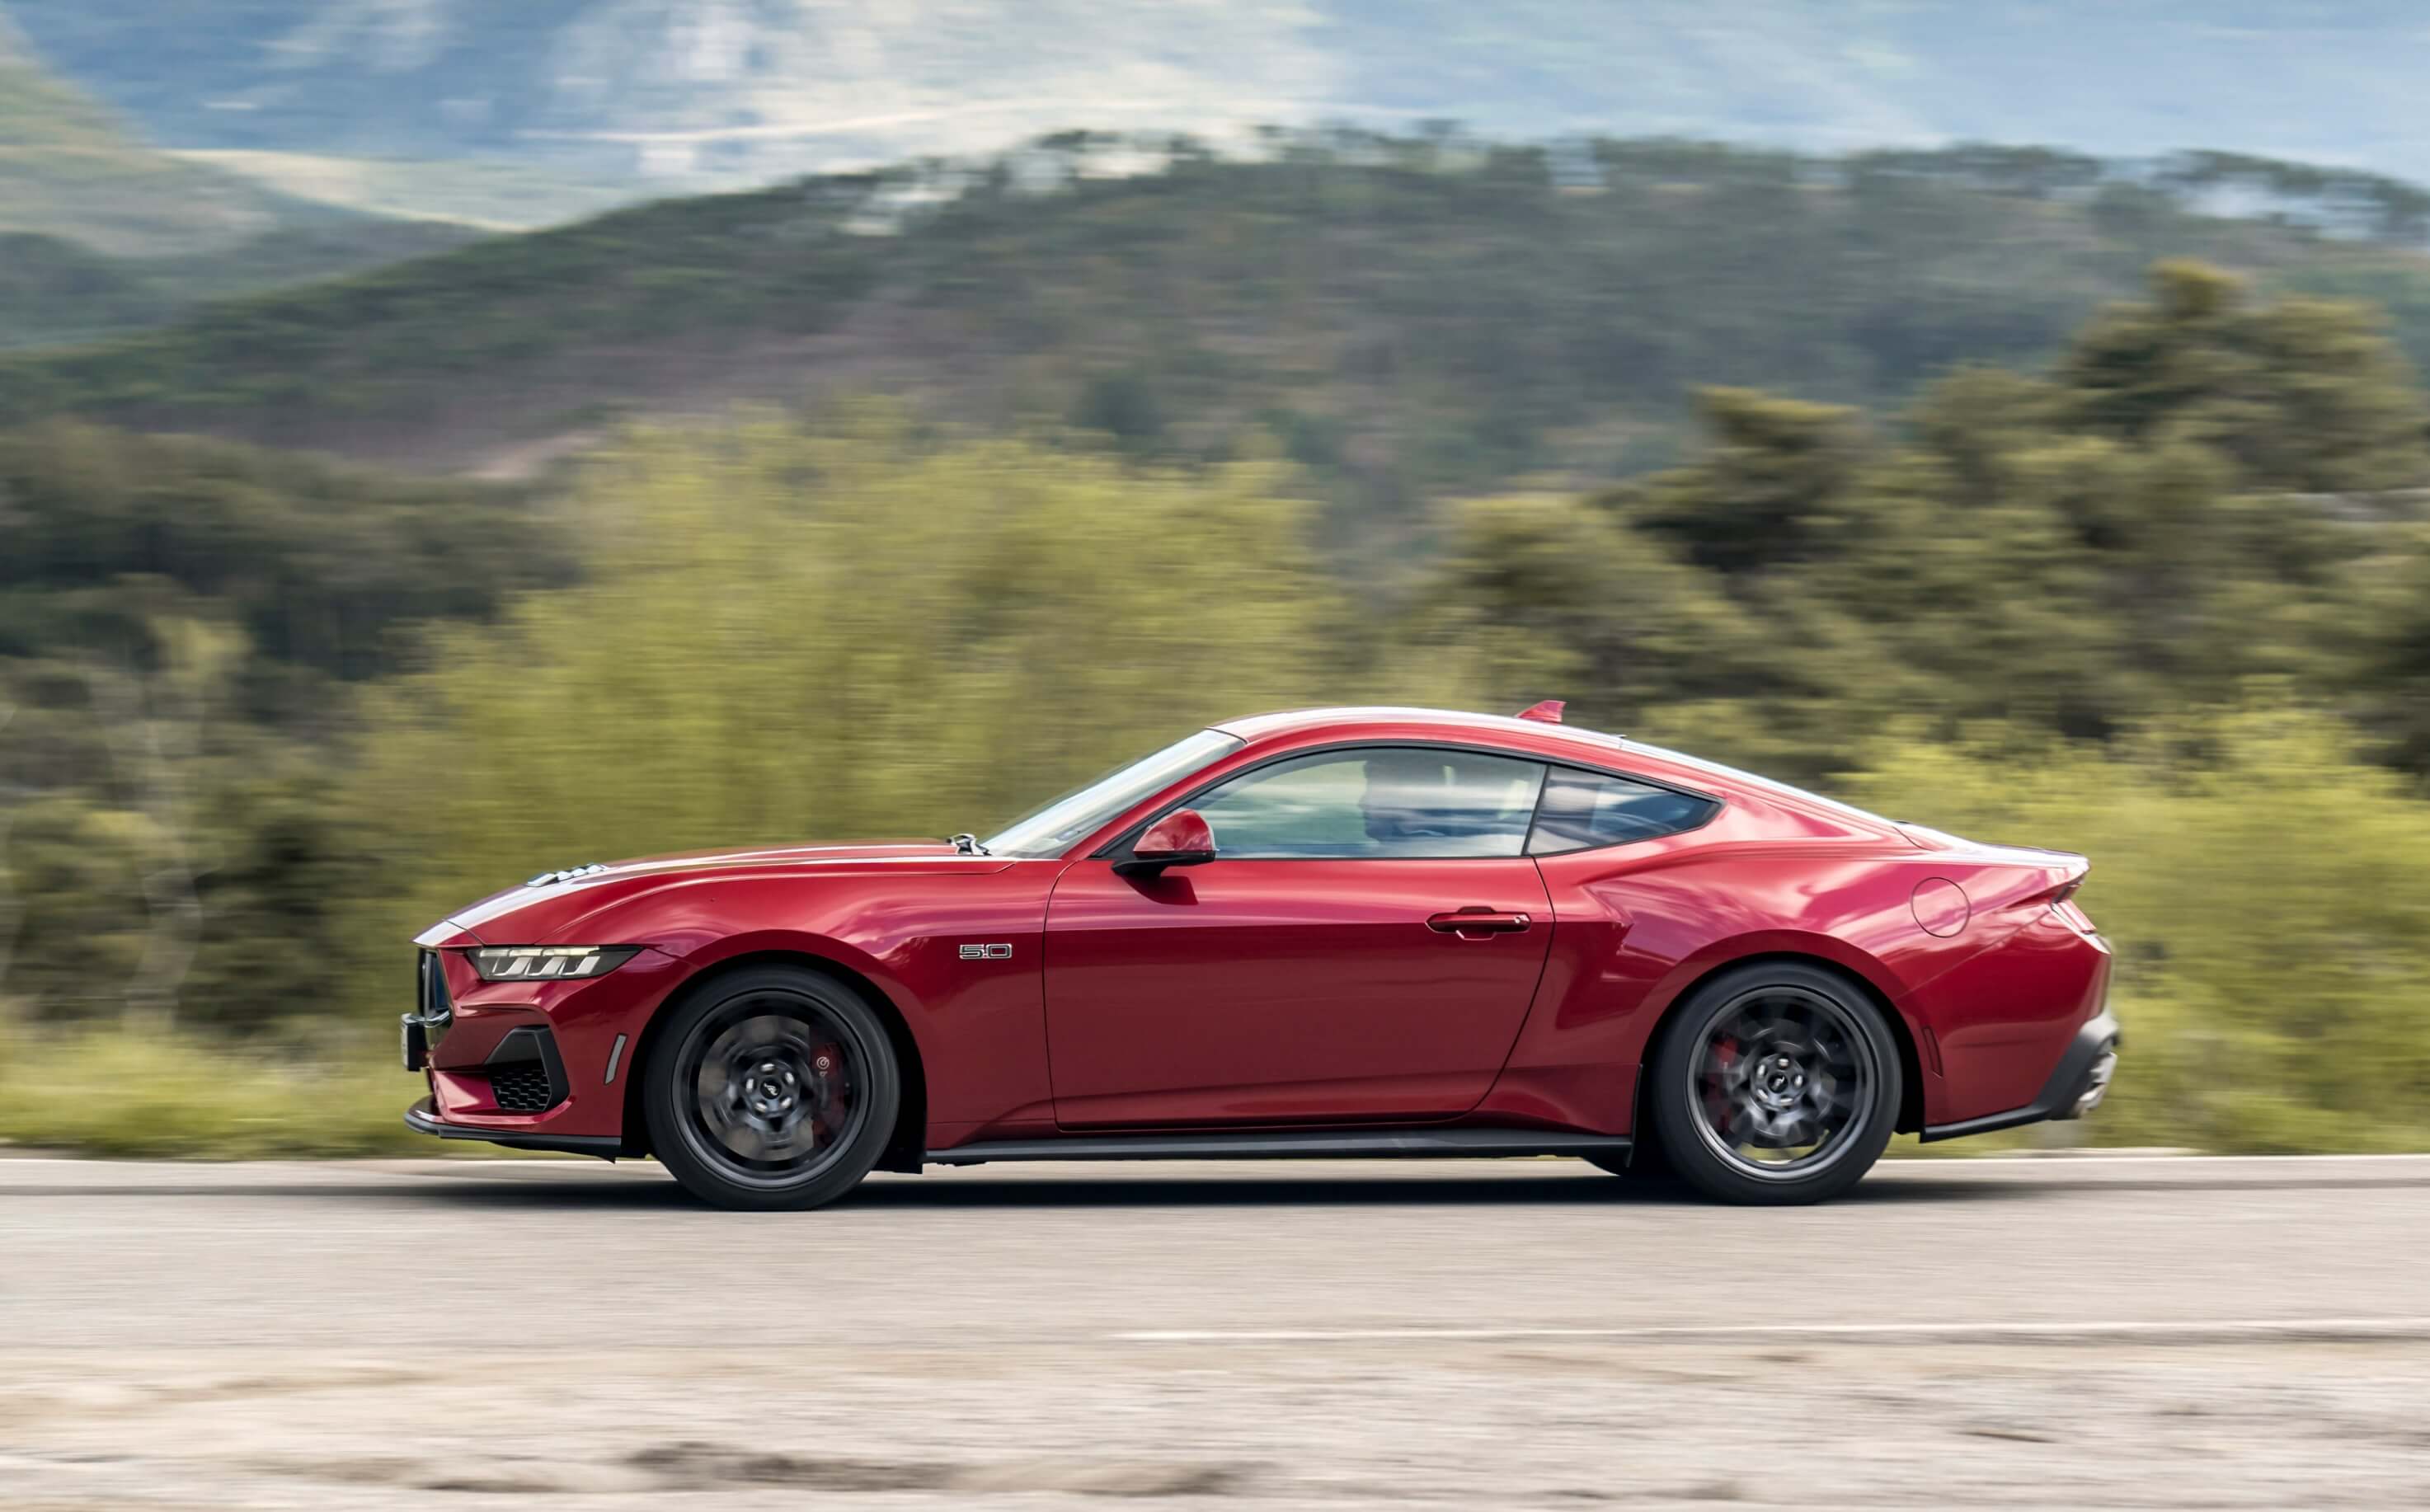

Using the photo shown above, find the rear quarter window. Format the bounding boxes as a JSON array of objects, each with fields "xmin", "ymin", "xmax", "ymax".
[{"xmin": 1527, "ymin": 768, "xmax": 1717, "ymax": 854}]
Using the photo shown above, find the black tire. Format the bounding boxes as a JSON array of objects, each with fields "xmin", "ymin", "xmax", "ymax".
[
  {"xmin": 643, "ymin": 964, "xmax": 901, "ymax": 1212},
  {"xmin": 1645, "ymin": 962, "xmax": 1899, "ymax": 1206}
]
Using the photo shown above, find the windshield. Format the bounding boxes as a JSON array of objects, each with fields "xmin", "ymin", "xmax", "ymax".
[{"xmin": 983, "ymin": 729, "xmax": 1244, "ymax": 858}]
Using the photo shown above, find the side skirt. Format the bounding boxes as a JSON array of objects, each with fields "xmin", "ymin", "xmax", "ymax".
[{"xmin": 927, "ymin": 1127, "xmax": 1632, "ymax": 1166}]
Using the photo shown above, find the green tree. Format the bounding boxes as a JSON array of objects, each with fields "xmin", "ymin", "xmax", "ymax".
[
  {"xmin": 1840, "ymin": 707, "xmax": 2430, "ymax": 1153},
  {"xmin": 331, "ymin": 411, "xmax": 1355, "ymax": 961},
  {"xmin": 1394, "ymin": 489, "xmax": 1828, "ymax": 740},
  {"xmin": 2061, "ymin": 261, "xmax": 2428, "ymax": 493},
  {"xmin": 1624, "ymin": 387, "xmax": 1870, "ymax": 575}
]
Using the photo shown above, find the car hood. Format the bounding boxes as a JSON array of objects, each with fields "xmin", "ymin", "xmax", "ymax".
[{"xmin": 425, "ymin": 840, "xmax": 1008, "ymax": 945}]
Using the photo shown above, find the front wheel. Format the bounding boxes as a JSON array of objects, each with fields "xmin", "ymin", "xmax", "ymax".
[
  {"xmin": 1644, "ymin": 963, "xmax": 1900, "ymax": 1205},
  {"xmin": 643, "ymin": 965, "xmax": 900, "ymax": 1211}
]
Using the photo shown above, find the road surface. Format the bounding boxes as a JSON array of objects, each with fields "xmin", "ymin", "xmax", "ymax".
[{"xmin": 4, "ymin": 1153, "xmax": 2429, "ymax": 1508}]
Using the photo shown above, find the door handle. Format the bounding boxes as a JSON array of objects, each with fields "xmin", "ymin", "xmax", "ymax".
[{"xmin": 1427, "ymin": 909, "xmax": 1534, "ymax": 936}]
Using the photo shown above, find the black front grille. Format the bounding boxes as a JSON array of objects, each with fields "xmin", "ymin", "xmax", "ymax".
[{"xmin": 489, "ymin": 1061, "xmax": 556, "ymax": 1113}]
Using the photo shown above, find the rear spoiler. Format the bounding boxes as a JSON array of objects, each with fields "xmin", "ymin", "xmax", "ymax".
[{"xmin": 1897, "ymin": 823, "xmax": 2088, "ymax": 900}]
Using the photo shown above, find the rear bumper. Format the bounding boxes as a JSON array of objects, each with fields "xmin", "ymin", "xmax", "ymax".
[
  {"xmin": 403, "ymin": 1096, "xmax": 623, "ymax": 1158},
  {"xmin": 1919, "ymin": 1010, "xmax": 2121, "ymax": 1143}
]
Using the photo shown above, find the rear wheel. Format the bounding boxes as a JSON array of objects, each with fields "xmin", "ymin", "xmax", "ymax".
[
  {"xmin": 644, "ymin": 965, "xmax": 900, "ymax": 1211},
  {"xmin": 1645, "ymin": 962, "xmax": 1899, "ymax": 1205}
]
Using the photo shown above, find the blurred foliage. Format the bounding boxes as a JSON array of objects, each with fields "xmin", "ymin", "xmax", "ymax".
[
  {"xmin": 12, "ymin": 134, "xmax": 2430, "ymax": 509},
  {"xmin": 0, "ymin": 1026, "xmax": 434, "ymax": 1157},
  {"xmin": 0, "ymin": 421, "xmax": 574, "ymax": 687},
  {"xmin": 6, "ymin": 260, "xmax": 2430, "ymax": 1154},
  {"xmin": 1496, "ymin": 265, "xmax": 2430, "ymax": 776},
  {"xmin": 338, "ymin": 409, "xmax": 1347, "ymax": 943},
  {"xmin": 0, "ymin": 425, "xmax": 571, "ymax": 1041},
  {"xmin": 1840, "ymin": 711, "xmax": 2430, "ymax": 1153}
]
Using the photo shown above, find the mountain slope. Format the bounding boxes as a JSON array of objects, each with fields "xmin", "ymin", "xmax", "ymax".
[
  {"xmin": 11, "ymin": 2, "xmax": 2430, "ymax": 195},
  {"xmin": 1, "ymin": 23, "xmax": 486, "ymax": 329},
  {"xmin": 9, "ymin": 137, "xmax": 2430, "ymax": 503},
  {"xmin": 0, "ymin": 25, "xmax": 294, "ymax": 253}
]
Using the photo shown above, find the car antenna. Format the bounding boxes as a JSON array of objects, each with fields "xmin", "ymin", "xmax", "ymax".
[{"xmin": 1516, "ymin": 700, "xmax": 1565, "ymax": 723}]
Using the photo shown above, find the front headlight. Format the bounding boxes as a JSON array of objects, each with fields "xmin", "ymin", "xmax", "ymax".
[{"xmin": 468, "ymin": 946, "xmax": 642, "ymax": 982}]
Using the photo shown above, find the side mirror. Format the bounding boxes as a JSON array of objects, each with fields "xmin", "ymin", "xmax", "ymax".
[{"xmin": 1115, "ymin": 808, "xmax": 1218, "ymax": 876}]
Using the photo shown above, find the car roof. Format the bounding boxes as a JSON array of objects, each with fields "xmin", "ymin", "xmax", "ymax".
[
  {"xmin": 1214, "ymin": 705, "xmax": 1630, "ymax": 755},
  {"xmin": 1208, "ymin": 706, "xmax": 1904, "ymax": 836}
]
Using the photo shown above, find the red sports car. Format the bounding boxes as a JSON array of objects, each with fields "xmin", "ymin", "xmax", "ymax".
[{"xmin": 402, "ymin": 705, "xmax": 2117, "ymax": 1208}]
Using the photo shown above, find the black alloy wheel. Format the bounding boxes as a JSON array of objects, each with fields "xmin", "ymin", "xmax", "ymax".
[
  {"xmin": 1643, "ymin": 961, "xmax": 1901, "ymax": 1204},
  {"xmin": 645, "ymin": 965, "xmax": 900, "ymax": 1211}
]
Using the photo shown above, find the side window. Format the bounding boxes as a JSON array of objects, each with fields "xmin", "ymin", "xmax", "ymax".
[
  {"xmin": 1527, "ymin": 768, "xmax": 1716, "ymax": 854},
  {"xmin": 1191, "ymin": 749, "xmax": 1548, "ymax": 859}
]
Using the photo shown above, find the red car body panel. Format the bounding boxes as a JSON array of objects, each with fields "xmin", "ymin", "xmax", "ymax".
[
  {"xmin": 407, "ymin": 707, "xmax": 2112, "ymax": 1156},
  {"xmin": 1041, "ymin": 856, "xmax": 1552, "ymax": 1126}
]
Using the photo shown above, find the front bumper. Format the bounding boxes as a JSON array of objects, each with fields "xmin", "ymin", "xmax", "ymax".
[
  {"xmin": 403, "ymin": 1096, "xmax": 622, "ymax": 1157},
  {"xmin": 400, "ymin": 941, "xmax": 688, "ymax": 1153},
  {"xmin": 1920, "ymin": 1010, "xmax": 2121, "ymax": 1143}
]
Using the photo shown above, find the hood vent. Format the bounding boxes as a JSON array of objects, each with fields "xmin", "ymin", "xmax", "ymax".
[{"xmin": 527, "ymin": 863, "xmax": 609, "ymax": 887}]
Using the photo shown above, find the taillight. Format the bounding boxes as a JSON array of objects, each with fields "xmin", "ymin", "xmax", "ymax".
[{"xmin": 2042, "ymin": 876, "xmax": 2097, "ymax": 935}]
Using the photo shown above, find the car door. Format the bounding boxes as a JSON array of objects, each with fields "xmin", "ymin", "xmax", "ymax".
[{"xmin": 1042, "ymin": 745, "xmax": 1554, "ymax": 1127}]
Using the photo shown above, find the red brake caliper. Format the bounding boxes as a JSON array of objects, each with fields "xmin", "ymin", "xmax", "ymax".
[{"xmin": 1704, "ymin": 1036, "xmax": 1739, "ymax": 1131}]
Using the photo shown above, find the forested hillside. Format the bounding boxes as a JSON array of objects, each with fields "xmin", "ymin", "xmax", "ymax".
[
  {"xmin": 10, "ymin": 137, "xmax": 2430, "ymax": 514},
  {"xmin": 0, "ymin": 223, "xmax": 483, "ymax": 350}
]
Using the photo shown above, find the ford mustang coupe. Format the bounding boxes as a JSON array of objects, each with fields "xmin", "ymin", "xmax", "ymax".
[{"xmin": 402, "ymin": 705, "xmax": 2117, "ymax": 1209}]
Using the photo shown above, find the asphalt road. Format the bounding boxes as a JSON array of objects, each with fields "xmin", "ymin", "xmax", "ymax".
[{"xmin": 5, "ymin": 1153, "xmax": 2430, "ymax": 1509}]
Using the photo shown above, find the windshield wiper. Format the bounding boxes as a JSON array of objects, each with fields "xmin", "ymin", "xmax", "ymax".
[{"xmin": 950, "ymin": 833, "xmax": 991, "ymax": 856}]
